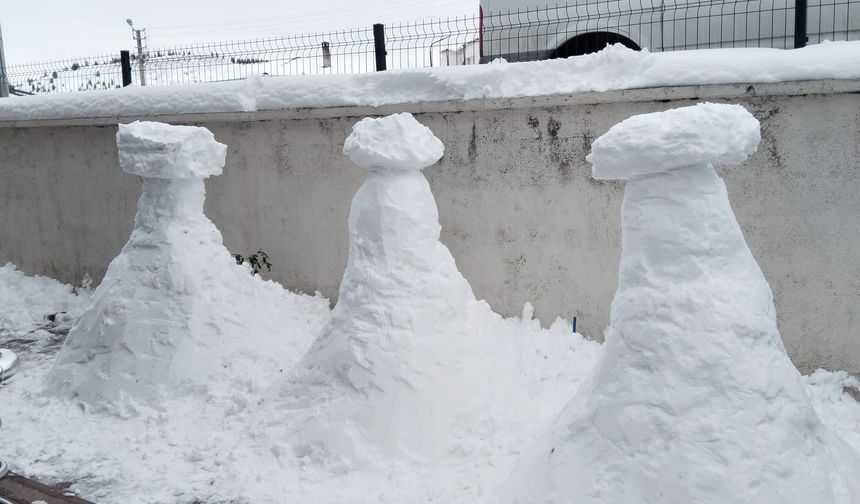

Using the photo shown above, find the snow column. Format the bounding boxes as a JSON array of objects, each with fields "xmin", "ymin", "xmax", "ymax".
[
  {"xmin": 501, "ymin": 103, "xmax": 860, "ymax": 504},
  {"xmin": 47, "ymin": 121, "xmax": 308, "ymax": 407},
  {"xmin": 260, "ymin": 113, "xmax": 494, "ymax": 467}
]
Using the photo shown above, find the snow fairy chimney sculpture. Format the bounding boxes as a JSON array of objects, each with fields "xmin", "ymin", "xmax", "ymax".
[
  {"xmin": 501, "ymin": 103, "xmax": 860, "ymax": 504},
  {"xmin": 47, "ymin": 121, "xmax": 314, "ymax": 407},
  {"xmin": 258, "ymin": 113, "xmax": 508, "ymax": 468}
]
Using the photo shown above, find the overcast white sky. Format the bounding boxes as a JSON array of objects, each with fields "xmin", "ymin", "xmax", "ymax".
[{"xmin": 2, "ymin": 0, "xmax": 476, "ymax": 64}]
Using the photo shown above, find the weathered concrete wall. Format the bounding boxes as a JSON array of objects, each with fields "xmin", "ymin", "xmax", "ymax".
[{"xmin": 0, "ymin": 80, "xmax": 858, "ymax": 374}]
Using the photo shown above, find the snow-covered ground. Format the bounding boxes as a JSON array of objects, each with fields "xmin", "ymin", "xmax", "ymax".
[
  {"xmin": 0, "ymin": 263, "xmax": 602, "ymax": 504},
  {"xmin": 1, "ymin": 265, "xmax": 858, "ymax": 504},
  {"xmin": 0, "ymin": 41, "xmax": 858, "ymax": 122},
  {"xmin": 0, "ymin": 263, "xmax": 90, "ymax": 353}
]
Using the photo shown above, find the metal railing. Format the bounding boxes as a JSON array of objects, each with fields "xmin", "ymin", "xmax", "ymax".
[{"xmin": 3, "ymin": 0, "xmax": 858, "ymax": 95}]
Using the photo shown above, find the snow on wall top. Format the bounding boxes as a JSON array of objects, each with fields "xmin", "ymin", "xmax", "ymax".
[
  {"xmin": 0, "ymin": 41, "xmax": 858, "ymax": 122},
  {"xmin": 588, "ymin": 102, "xmax": 761, "ymax": 180},
  {"xmin": 343, "ymin": 113, "xmax": 444, "ymax": 172},
  {"xmin": 116, "ymin": 121, "xmax": 226, "ymax": 178}
]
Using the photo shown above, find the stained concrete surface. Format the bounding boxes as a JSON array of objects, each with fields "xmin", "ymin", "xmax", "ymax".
[{"xmin": 0, "ymin": 81, "xmax": 858, "ymax": 374}]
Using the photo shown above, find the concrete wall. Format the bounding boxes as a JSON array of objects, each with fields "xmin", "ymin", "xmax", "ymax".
[{"xmin": 1, "ymin": 80, "xmax": 858, "ymax": 374}]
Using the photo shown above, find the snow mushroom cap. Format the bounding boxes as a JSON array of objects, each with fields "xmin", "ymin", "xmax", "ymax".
[
  {"xmin": 587, "ymin": 103, "xmax": 761, "ymax": 181},
  {"xmin": 116, "ymin": 121, "xmax": 227, "ymax": 179},
  {"xmin": 343, "ymin": 113, "xmax": 444, "ymax": 172}
]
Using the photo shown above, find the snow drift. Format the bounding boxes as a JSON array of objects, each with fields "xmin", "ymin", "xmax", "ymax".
[
  {"xmin": 46, "ymin": 121, "xmax": 328, "ymax": 408},
  {"xmin": 500, "ymin": 103, "xmax": 860, "ymax": 504},
  {"xmin": 0, "ymin": 262, "xmax": 89, "ymax": 340}
]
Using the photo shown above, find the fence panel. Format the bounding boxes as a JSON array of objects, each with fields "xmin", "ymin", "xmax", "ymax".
[
  {"xmin": 385, "ymin": 16, "xmax": 479, "ymax": 69},
  {"xmin": 6, "ymin": 54, "xmax": 124, "ymax": 95},
  {"xmin": 135, "ymin": 27, "xmax": 376, "ymax": 86}
]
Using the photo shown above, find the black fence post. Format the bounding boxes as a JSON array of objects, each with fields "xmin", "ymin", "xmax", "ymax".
[
  {"xmin": 794, "ymin": 0, "xmax": 808, "ymax": 48},
  {"xmin": 373, "ymin": 23, "xmax": 387, "ymax": 71},
  {"xmin": 120, "ymin": 50, "xmax": 132, "ymax": 87}
]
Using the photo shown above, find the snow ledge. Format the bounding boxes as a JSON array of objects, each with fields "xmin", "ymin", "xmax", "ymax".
[
  {"xmin": 1, "ymin": 41, "xmax": 860, "ymax": 127},
  {"xmin": 0, "ymin": 78, "xmax": 857, "ymax": 129}
]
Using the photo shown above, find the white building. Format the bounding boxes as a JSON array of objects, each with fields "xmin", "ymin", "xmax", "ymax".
[{"xmin": 439, "ymin": 39, "xmax": 480, "ymax": 66}]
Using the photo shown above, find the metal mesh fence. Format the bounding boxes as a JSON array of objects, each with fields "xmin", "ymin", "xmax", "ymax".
[
  {"xmin": 807, "ymin": 0, "xmax": 859, "ymax": 43},
  {"xmin": 135, "ymin": 27, "xmax": 376, "ymax": 86},
  {"xmin": 5, "ymin": 54, "xmax": 124, "ymax": 95},
  {"xmin": 4, "ymin": 0, "xmax": 858, "ymax": 95},
  {"xmin": 385, "ymin": 16, "xmax": 480, "ymax": 69}
]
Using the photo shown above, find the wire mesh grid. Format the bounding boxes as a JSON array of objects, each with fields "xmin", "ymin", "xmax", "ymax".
[
  {"xmin": 3, "ymin": 0, "xmax": 858, "ymax": 94},
  {"xmin": 385, "ymin": 16, "xmax": 480, "ymax": 69},
  {"xmin": 5, "ymin": 53, "xmax": 124, "ymax": 95},
  {"xmin": 807, "ymin": 0, "xmax": 858, "ymax": 43},
  {"xmin": 135, "ymin": 26, "xmax": 376, "ymax": 86}
]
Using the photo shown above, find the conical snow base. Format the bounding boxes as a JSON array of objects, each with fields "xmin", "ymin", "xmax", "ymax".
[
  {"xmin": 47, "ymin": 121, "xmax": 327, "ymax": 408},
  {"xmin": 256, "ymin": 113, "xmax": 588, "ymax": 472},
  {"xmin": 501, "ymin": 103, "xmax": 860, "ymax": 504}
]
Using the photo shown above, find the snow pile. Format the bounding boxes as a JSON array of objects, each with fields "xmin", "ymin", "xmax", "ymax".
[
  {"xmin": 46, "ymin": 121, "xmax": 329, "ymax": 408},
  {"xmin": 501, "ymin": 103, "xmax": 860, "ymax": 504},
  {"xmin": 254, "ymin": 113, "xmax": 594, "ymax": 474},
  {"xmin": 1, "ymin": 42, "xmax": 858, "ymax": 122},
  {"xmin": 0, "ymin": 263, "xmax": 89, "ymax": 341},
  {"xmin": 804, "ymin": 370, "xmax": 860, "ymax": 455}
]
